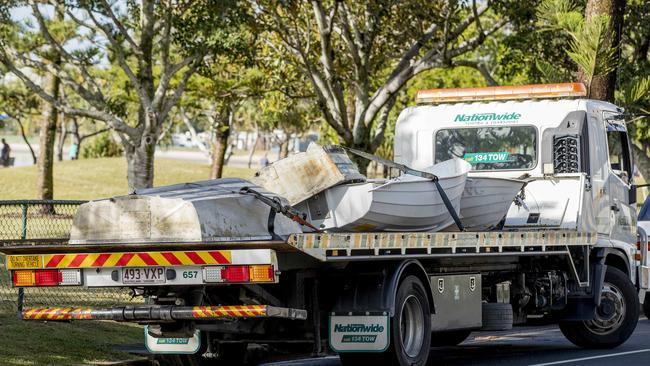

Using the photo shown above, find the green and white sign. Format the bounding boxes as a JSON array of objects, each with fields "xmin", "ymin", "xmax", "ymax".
[
  {"xmin": 330, "ymin": 315, "xmax": 389, "ymax": 352},
  {"xmin": 463, "ymin": 152, "xmax": 510, "ymax": 164},
  {"xmin": 454, "ymin": 112, "xmax": 521, "ymax": 124},
  {"xmin": 144, "ymin": 326, "xmax": 201, "ymax": 354}
]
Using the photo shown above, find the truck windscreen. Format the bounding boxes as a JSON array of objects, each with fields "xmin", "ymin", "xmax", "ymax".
[{"xmin": 435, "ymin": 126, "xmax": 537, "ymax": 170}]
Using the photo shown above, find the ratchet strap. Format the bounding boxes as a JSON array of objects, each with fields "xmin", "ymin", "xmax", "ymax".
[{"xmin": 239, "ymin": 187, "xmax": 321, "ymax": 233}]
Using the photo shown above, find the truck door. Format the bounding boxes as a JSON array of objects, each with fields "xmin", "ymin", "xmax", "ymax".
[{"xmin": 606, "ymin": 122, "xmax": 636, "ymax": 244}]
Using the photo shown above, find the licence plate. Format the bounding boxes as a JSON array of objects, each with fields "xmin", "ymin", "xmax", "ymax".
[{"xmin": 123, "ymin": 267, "xmax": 166, "ymax": 284}]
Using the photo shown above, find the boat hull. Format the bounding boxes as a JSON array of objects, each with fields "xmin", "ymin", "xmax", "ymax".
[
  {"xmin": 300, "ymin": 159, "xmax": 471, "ymax": 232},
  {"xmin": 459, "ymin": 177, "xmax": 526, "ymax": 230}
]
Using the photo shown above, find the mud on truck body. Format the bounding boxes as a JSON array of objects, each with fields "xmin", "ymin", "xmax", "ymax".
[{"xmin": 3, "ymin": 83, "xmax": 650, "ymax": 366}]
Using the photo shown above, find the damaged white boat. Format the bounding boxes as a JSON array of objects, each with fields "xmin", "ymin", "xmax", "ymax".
[
  {"xmin": 296, "ymin": 158, "xmax": 471, "ymax": 232},
  {"xmin": 69, "ymin": 178, "xmax": 303, "ymax": 244},
  {"xmin": 459, "ymin": 177, "xmax": 527, "ymax": 231}
]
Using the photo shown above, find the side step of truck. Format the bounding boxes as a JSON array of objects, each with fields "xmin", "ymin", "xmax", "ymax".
[{"xmin": 22, "ymin": 304, "xmax": 307, "ymax": 321}]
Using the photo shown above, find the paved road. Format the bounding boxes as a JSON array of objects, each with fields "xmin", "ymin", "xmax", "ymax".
[{"xmin": 262, "ymin": 317, "xmax": 650, "ymax": 366}]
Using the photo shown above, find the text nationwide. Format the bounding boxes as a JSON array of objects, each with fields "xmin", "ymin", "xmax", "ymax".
[
  {"xmin": 334, "ymin": 324, "xmax": 385, "ymax": 333},
  {"xmin": 454, "ymin": 112, "xmax": 522, "ymax": 122}
]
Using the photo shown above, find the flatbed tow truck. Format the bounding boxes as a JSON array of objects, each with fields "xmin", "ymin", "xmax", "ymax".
[{"xmin": 2, "ymin": 83, "xmax": 650, "ymax": 366}]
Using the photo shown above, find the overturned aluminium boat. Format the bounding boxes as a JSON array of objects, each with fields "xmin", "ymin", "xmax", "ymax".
[
  {"xmin": 70, "ymin": 178, "xmax": 303, "ymax": 245},
  {"xmin": 296, "ymin": 158, "xmax": 471, "ymax": 232},
  {"xmin": 459, "ymin": 177, "xmax": 526, "ymax": 231}
]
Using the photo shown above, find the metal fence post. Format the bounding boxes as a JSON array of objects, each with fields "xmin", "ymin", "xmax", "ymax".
[{"xmin": 16, "ymin": 203, "xmax": 27, "ymax": 318}]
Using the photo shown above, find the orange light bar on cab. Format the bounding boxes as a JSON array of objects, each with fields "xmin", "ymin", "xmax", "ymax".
[{"xmin": 416, "ymin": 83, "xmax": 587, "ymax": 104}]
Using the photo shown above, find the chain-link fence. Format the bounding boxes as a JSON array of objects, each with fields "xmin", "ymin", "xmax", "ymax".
[{"xmin": 0, "ymin": 200, "xmax": 141, "ymax": 313}]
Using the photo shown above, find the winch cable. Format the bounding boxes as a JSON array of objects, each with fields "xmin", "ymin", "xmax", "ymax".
[
  {"xmin": 239, "ymin": 187, "xmax": 321, "ymax": 233},
  {"xmin": 343, "ymin": 146, "xmax": 465, "ymax": 231}
]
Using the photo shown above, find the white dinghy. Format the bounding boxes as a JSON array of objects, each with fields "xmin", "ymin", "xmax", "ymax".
[
  {"xmin": 459, "ymin": 177, "xmax": 526, "ymax": 231},
  {"xmin": 297, "ymin": 158, "xmax": 471, "ymax": 232}
]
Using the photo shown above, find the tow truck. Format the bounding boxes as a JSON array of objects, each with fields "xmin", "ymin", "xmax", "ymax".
[{"xmin": 2, "ymin": 83, "xmax": 649, "ymax": 366}]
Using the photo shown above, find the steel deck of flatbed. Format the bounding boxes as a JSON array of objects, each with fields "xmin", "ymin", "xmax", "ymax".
[
  {"xmin": 286, "ymin": 231, "xmax": 596, "ymax": 261},
  {"xmin": 0, "ymin": 231, "xmax": 595, "ymax": 257}
]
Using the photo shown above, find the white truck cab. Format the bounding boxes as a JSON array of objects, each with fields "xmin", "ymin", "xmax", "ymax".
[{"xmin": 395, "ymin": 84, "xmax": 641, "ymax": 282}]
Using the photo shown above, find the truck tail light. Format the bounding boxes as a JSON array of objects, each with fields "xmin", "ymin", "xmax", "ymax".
[
  {"xmin": 13, "ymin": 270, "xmax": 36, "ymax": 287},
  {"xmin": 12, "ymin": 269, "xmax": 82, "ymax": 287},
  {"xmin": 203, "ymin": 265, "xmax": 275, "ymax": 283},
  {"xmin": 223, "ymin": 266, "xmax": 250, "ymax": 282},
  {"xmin": 249, "ymin": 265, "xmax": 275, "ymax": 282},
  {"xmin": 636, "ymin": 241, "xmax": 650, "ymax": 251},
  {"xmin": 34, "ymin": 270, "xmax": 61, "ymax": 286}
]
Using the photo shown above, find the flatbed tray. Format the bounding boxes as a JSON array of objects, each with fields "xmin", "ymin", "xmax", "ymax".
[{"xmin": 0, "ymin": 239, "xmax": 293, "ymax": 255}]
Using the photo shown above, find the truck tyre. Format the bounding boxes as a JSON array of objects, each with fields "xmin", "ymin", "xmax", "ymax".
[
  {"xmin": 559, "ymin": 267, "xmax": 639, "ymax": 349},
  {"xmin": 339, "ymin": 275, "xmax": 431, "ymax": 366},
  {"xmin": 643, "ymin": 292, "xmax": 650, "ymax": 319},
  {"xmin": 481, "ymin": 303, "xmax": 513, "ymax": 331},
  {"xmin": 430, "ymin": 330, "xmax": 472, "ymax": 346}
]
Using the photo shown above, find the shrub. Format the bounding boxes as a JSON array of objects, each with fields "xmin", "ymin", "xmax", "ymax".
[{"xmin": 81, "ymin": 132, "xmax": 123, "ymax": 159}]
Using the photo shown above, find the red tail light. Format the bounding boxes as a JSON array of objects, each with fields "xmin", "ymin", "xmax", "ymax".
[
  {"xmin": 34, "ymin": 270, "xmax": 62, "ymax": 286},
  {"xmin": 636, "ymin": 241, "xmax": 650, "ymax": 251},
  {"xmin": 222, "ymin": 266, "xmax": 250, "ymax": 282}
]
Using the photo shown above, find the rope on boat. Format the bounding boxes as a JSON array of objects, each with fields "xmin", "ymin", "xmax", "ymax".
[{"xmin": 342, "ymin": 146, "xmax": 465, "ymax": 232}]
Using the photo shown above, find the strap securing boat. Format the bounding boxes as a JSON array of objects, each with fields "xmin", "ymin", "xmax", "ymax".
[
  {"xmin": 239, "ymin": 187, "xmax": 321, "ymax": 232},
  {"xmin": 342, "ymin": 147, "xmax": 465, "ymax": 231}
]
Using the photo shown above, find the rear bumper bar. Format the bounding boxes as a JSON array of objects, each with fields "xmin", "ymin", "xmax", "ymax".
[{"xmin": 22, "ymin": 304, "xmax": 307, "ymax": 321}]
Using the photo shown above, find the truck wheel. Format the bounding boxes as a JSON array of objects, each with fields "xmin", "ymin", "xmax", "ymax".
[
  {"xmin": 559, "ymin": 267, "xmax": 639, "ymax": 349},
  {"xmin": 339, "ymin": 275, "xmax": 431, "ymax": 366},
  {"xmin": 643, "ymin": 292, "xmax": 650, "ymax": 319},
  {"xmin": 431, "ymin": 330, "xmax": 472, "ymax": 346}
]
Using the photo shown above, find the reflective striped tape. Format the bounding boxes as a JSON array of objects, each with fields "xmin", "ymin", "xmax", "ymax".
[
  {"xmin": 7, "ymin": 249, "xmax": 276, "ymax": 270},
  {"xmin": 192, "ymin": 305, "xmax": 267, "ymax": 318},
  {"xmin": 7, "ymin": 250, "xmax": 232, "ymax": 270},
  {"xmin": 43, "ymin": 251, "xmax": 232, "ymax": 269},
  {"xmin": 23, "ymin": 307, "xmax": 93, "ymax": 320}
]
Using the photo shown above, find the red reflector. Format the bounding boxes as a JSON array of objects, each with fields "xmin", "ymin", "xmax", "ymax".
[
  {"xmin": 34, "ymin": 270, "xmax": 62, "ymax": 286},
  {"xmin": 638, "ymin": 241, "xmax": 650, "ymax": 251},
  {"xmin": 222, "ymin": 266, "xmax": 250, "ymax": 282}
]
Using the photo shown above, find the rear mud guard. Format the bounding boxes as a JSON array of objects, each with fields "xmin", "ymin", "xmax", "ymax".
[{"xmin": 332, "ymin": 260, "xmax": 433, "ymax": 317}]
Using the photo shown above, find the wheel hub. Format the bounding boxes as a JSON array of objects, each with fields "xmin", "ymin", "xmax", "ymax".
[
  {"xmin": 584, "ymin": 282, "xmax": 626, "ymax": 335},
  {"xmin": 399, "ymin": 295, "xmax": 425, "ymax": 358}
]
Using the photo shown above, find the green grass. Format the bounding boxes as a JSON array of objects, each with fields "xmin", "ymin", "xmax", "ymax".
[
  {"xmin": 0, "ymin": 157, "xmax": 253, "ymax": 365},
  {"xmin": 0, "ymin": 157, "xmax": 254, "ymax": 200},
  {"xmin": 0, "ymin": 310, "xmax": 144, "ymax": 366}
]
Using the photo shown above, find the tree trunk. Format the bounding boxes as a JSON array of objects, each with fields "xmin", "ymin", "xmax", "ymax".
[
  {"xmin": 210, "ymin": 108, "xmax": 233, "ymax": 179},
  {"xmin": 125, "ymin": 140, "xmax": 155, "ymax": 193},
  {"xmin": 348, "ymin": 150, "xmax": 370, "ymax": 175},
  {"xmin": 180, "ymin": 108, "xmax": 211, "ymax": 163},
  {"xmin": 37, "ymin": 4, "xmax": 63, "ymax": 200},
  {"xmin": 56, "ymin": 113, "xmax": 66, "ymax": 161},
  {"xmin": 582, "ymin": 0, "xmax": 626, "ymax": 102},
  {"xmin": 13, "ymin": 118, "xmax": 37, "ymax": 164},
  {"xmin": 279, "ymin": 137, "xmax": 290, "ymax": 159},
  {"xmin": 247, "ymin": 124, "xmax": 259, "ymax": 169}
]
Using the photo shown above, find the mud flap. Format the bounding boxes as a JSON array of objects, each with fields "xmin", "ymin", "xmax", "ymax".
[
  {"xmin": 144, "ymin": 326, "xmax": 201, "ymax": 354},
  {"xmin": 329, "ymin": 313, "xmax": 389, "ymax": 353}
]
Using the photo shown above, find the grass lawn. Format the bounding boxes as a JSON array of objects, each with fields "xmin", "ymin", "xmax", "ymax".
[
  {"xmin": 0, "ymin": 310, "xmax": 144, "ymax": 366},
  {"xmin": 0, "ymin": 157, "xmax": 253, "ymax": 365},
  {"xmin": 0, "ymin": 157, "xmax": 254, "ymax": 200}
]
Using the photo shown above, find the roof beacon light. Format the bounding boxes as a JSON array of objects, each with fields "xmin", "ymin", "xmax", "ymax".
[{"xmin": 416, "ymin": 83, "xmax": 587, "ymax": 104}]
